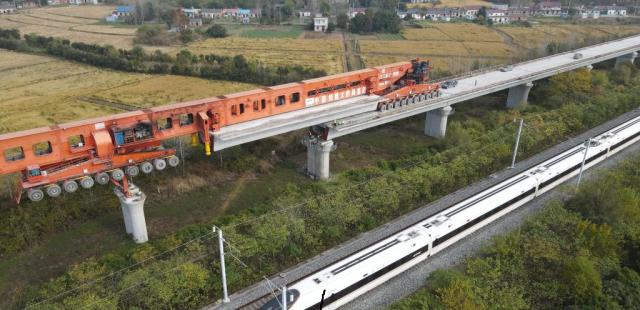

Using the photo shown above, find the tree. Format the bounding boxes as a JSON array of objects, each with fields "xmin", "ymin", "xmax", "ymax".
[
  {"xmin": 319, "ymin": 0, "xmax": 331, "ymax": 17},
  {"xmin": 372, "ymin": 10, "xmax": 401, "ymax": 33},
  {"xmin": 171, "ymin": 8, "xmax": 188, "ymax": 29},
  {"xmin": 144, "ymin": 1, "xmax": 156, "ymax": 21},
  {"xmin": 560, "ymin": 256, "xmax": 602, "ymax": 303},
  {"xmin": 349, "ymin": 11, "xmax": 373, "ymax": 33},
  {"xmin": 326, "ymin": 22, "xmax": 336, "ymax": 33},
  {"xmin": 180, "ymin": 29, "xmax": 194, "ymax": 44},
  {"xmin": 134, "ymin": 25, "xmax": 175, "ymax": 46},
  {"xmin": 205, "ymin": 24, "xmax": 228, "ymax": 38},
  {"xmin": 337, "ymin": 13, "xmax": 348, "ymax": 29},
  {"xmin": 478, "ymin": 6, "xmax": 487, "ymax": 20},
  {"xmin": 548, "ymin": 69, "xmax": 592, "ymax": 98},
  {"xmin": 436, "ymin": 278, "xmax": 484, "ymax": 310}
]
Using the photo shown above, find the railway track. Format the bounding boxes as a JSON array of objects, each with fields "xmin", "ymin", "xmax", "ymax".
[{"xmin": 206, "ymin": 107, "xmax": 640, "ymax": 310}]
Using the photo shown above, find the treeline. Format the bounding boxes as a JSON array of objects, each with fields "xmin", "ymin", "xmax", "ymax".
[
  {"xmin": 12, "ymin": 64, "xmax": 640, "ymax": 308},
  {"xmin": 0, "ymin": 28, "xmax": 325, "ymax": 86},
  {"xmin": 349, "ymin": 9, "xmax": 402, "ymax": 34},
  {"xmin": 391, "ymin": 153, "xmax": 640, "ymax": 309}
]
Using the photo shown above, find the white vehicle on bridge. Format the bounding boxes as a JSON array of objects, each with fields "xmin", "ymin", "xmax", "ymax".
[{"xmin": 258, "ymin": 115, "xmax": 640, "ymax": 310}]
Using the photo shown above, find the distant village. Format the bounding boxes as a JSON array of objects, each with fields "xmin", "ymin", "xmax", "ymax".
[
  {"xmin": 0, "ymin": 0, "xmax": 636, "ymax": 30},
  {"xmin": 397, "ymin": 2, "xmax": 630, "ymax": 24}
]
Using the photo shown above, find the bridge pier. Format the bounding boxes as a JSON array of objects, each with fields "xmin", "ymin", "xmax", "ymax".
[
  {"xmin": 506, "ymin": 81, "xmax": 534, "ymax": 109},
  {"xmin": 115, "ymin": 183, "xmax": 148, "ymax": 243},
  {"xmin": 302, "ymin": 134, "xmax": 336, "ymax": 180},
  {"xmin": 586, "ymin": 64, "xmax": 593, "ymax": 71},
  {"xmin": 615, "ymin": 51, "xmax": 637, "ymax": 68},
  {"xmin": 424, "ymin": 106, "xmax": 453, "ymax": 138}
]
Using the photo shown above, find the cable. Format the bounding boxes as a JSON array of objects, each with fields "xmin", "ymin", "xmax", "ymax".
[
  {"xmin": 26, "ymin": 231, "xmax": 217, "ymax": 308},
  {"xmin": 25, "ymin": 106, "xmax": 576, "ymax": 308},
  {"xmin": 80, "ymin": 250, "xmax": 215, "ymax": 310}
]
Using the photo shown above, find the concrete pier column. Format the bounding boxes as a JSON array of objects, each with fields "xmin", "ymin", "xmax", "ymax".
[
  {"xmin": 115, "ymin": 183, "xmax": 148, "ymax": 243},
  {"xmin": 506, "ymin": 81, "xmax": 534, "ymax": 109},
  {"xmin": 586, "ymin": 64, "xmax": 593, "ymax": 71},
  {"xmin": 302, "ymin": 134, "xmax": 336, "ymax": 180},
  {"xmin": 615, "ymin": 51, "xmax": 637, "ymax": 68},
  {"xmin": 315, "ymin": 139, "xmax": 335, "ymax": 180},
  {"xmin": 424, "ymin": 106, "xmax": 453, "ymax": 138}
]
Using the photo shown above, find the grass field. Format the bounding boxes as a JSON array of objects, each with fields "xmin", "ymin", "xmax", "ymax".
[
  {"xmin": 0, "ymin": 50, "xmax": 256, "ymax": 133},
  {"xmin": 186, "ymin": 36, "xmax": 345, "ymax": 74}
]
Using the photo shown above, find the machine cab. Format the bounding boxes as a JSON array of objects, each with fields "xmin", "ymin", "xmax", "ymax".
[{"xmin": 25, "ymin": 164, "xmax": 44, "ymax": 182}]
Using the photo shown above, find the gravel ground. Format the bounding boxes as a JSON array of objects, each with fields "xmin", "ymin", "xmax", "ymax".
[{"xmin": 341, "ymin": 137, "xmax": 640, "ymax": 310}]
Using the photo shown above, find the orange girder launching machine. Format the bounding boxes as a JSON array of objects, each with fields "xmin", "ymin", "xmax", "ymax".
[{"xmin": 0, "ymin": 60, "xmax": 440, "ymax": 203}]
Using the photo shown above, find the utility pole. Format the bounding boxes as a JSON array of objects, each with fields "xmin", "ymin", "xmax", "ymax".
[
  {"xmin": 576, "ymin": 138, "xmax": 592, "ymax": 190},
  {"xmin": 281, "ymin": 285, "xmax": 287, "ymax": 310},
  {"xmin": 213, "ymin": 226, "xmax": 230, "ymax": 303},
  {"xmin": 510, "ymin": 119, "xmax": 524, "ymax": 169}
]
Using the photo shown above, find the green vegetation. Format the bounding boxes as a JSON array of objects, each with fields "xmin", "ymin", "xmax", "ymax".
[
  {"xmin": 9, "ymin": 62, "xmax": 640, "ymax": 308},
  {"xmin": 134, "ymin": 24, "xmax": 177, "ymax": 45},
  {"xmin": 205, "ymin": 24, "xmax": 229, "ymax": 38},
  {"xmin": 0, "ymin": 28, "xmax": 326, "ymax": 86},
  {"xmin": 349, "ymin": 9, "xmax": 402, "ymax": 34},
  {"xmin": 240, "ymin": 26, "xmax": 303, "ymax": 38},
  {"xmin": 390, "ymin": 153, "xmax": 640, "ymax": 310}
]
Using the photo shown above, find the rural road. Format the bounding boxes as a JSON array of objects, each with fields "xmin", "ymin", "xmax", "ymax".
[{"xmin": 342, "ymin": 137, "xmax": 640, "ymax": 310}]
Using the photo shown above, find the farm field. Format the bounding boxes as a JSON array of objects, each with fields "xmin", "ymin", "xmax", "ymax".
[
  {"xmin": 359, "ymin": 22, "xmax": 640, "ymax": 73},
  {"xmin": 499, "ymin": 24, "xmax": 640, "ymax": 50},
  {"xmin": 0, "ymin": 50, "xmax": 256, "ymax": 133},
  {"xmin": 186, "ymin": 37, "xmax": 345, "ymax": 74},
  {"xmin": 0, "ymin": 5, "xmax": 137, "ymax": 49},
  {"xmin": 432, "ymin": 23, "xmax": 504, "ymax": 42}
]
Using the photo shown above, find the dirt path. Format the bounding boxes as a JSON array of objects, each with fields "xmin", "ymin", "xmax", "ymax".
[
  {"xmin": 219, "ymin": 173, "xmax": 250, "ymax": 213},
  {"xmin": 492, "ymin": 27, "xmax": 531, "ymax": 52},
  {"xmin": 341, "ymin": 31, "xmax": 349, "ymax": 72},
  {"xmin": 343, "ymin": 32, "xmax": 365, "ymax": 71}
]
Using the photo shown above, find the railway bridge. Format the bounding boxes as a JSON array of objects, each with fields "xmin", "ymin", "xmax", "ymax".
[
  {"xmin": 215, "ymin": 35, "xmax": 640, "ymax": 181},
  {"xmin": 1, "ymin": 35, "xmax": 639, "ymax": 245}
]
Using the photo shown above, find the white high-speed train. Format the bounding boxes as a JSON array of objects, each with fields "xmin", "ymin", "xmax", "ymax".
[{"xmin": 259, "ymin": 114, "xmax": 640, "ymax": 310}]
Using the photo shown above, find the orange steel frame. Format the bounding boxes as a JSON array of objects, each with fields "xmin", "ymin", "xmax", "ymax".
[{"xmin": 0, "ymin": 60, "xmax": 440, "ymax": 203}]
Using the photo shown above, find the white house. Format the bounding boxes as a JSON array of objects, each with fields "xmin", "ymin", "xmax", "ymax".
[
  {"xmin": 313, "ymin": 14, "xmax": 328, "ymax": 32},
  {"xmin": 188, "ymin": 18, "xmax": 202, "ymax": 27},
  {"xmin": 487, "ymin": 9, "xmax": 508, "ymax": 23},
  {"xmin": 298, "ymin": 10, "xmax": 311, "ymax": 18},
  {"xmin": 348, "ymin": 7, "xmax": 366, "ymax": 18},
  {"xmin": 68, "ymin": 0, "xmax": 98, "ymax": 4},
  {"xmin": 182, "ymin": 7, "xmax": 201, "ymax": 18},
  {"xmin": 491, "ymin": 3, "xmax": 508, "ymax": 10},
  {"xmin": 596, "ymin": 6, "xmax": 627, "ymax": 17},
  {"xmin": 463, "ymin": 6, "xmax": 480, "ymax": 19},
  {"xmin": 201, "ymin": 8, "xmax": 222, "ymax": 19},
  {"xmin": 536, "ymin": 1, "xmax": 562, "ymax": 16},
  {"xmin": 0, "ymin": 1, "xmax": 15, "ymax": 14}
]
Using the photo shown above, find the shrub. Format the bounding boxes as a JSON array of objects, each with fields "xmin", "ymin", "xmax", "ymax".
[{"xmin": 204, "ymin": 24, "xmax": 228, "ymax": 38}]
